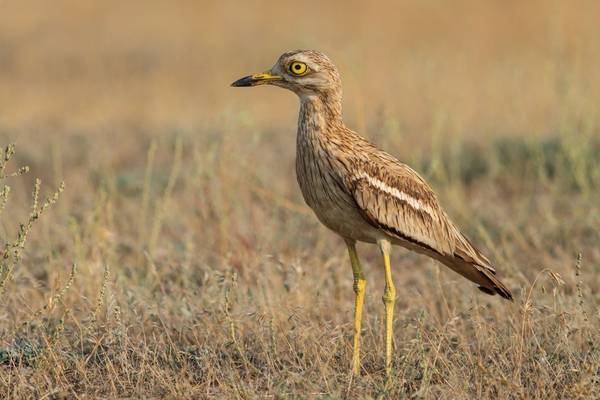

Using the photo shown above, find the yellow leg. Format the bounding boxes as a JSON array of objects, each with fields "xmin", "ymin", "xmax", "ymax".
[
  {"xmin": 378, "ymin": 239, "xmax": 396, "ymax": 377},
  {"xmin": 345, "ymin": 239, "xmax": 366, "ymax": 376}
]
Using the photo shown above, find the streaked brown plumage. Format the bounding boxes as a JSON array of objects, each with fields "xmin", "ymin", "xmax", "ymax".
[{"xmin": 232, "ymin": 50, "xmax": 512, "ymax": 376}]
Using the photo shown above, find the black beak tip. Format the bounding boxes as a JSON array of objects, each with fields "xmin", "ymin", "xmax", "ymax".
[{"xmin": 231, "ymin": 76, "xmax": 254, "ymax": 87}]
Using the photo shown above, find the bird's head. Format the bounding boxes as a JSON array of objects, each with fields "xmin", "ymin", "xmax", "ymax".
[{"xmin": 231, "ymin": 50, "xmax": 342, "ymax": 99}]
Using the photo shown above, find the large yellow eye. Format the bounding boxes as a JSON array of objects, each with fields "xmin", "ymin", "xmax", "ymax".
[{"xmin": 289, "ymin": 62, "xmax": 309, "ymax": 76}]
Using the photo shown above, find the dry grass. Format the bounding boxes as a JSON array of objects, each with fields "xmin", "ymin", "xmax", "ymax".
[{"xmin": 1, "ymin": 1, "xmax": 600, "ymax": 399}]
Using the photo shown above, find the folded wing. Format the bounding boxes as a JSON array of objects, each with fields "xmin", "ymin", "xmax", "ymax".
[{"xmin": 345, "ymin": 156, "xmax": 512, "ymax": 300}]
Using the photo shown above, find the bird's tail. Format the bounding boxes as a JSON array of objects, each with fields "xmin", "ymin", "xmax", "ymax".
[{"xmin": 431, "ymin": 231, "xmax": 513, "ymax": 301}]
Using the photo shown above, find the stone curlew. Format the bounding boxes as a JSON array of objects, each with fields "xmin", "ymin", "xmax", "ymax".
[{"xmin": 232, "ymin": 50, "xmax": 512, "ymax": 377}]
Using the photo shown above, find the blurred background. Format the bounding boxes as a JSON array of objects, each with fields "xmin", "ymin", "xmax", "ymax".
[
  {"xmin": 1, "ymin": 1, "xmax": 599, "ymax": 398},
  {"xmin": 2, "ymin": 0, "xmax": 600, "ymax": 137}
]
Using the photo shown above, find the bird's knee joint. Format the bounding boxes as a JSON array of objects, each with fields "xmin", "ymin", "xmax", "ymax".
[
  {"xmin": 382, "ymin": 287, "xmax": 396, "ymax": 305},
  {"xmin": 353, "ymin": 278, "xmax": 366, "ymax": 295}
]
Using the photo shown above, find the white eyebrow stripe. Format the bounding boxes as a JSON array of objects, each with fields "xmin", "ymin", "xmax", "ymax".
[{"xmin": 353, "ymin": 172, "xmax": 436, "ymax": 218}]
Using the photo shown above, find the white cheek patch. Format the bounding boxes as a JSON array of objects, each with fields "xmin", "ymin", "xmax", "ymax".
[{"xmin": 296, "ymin": 76, "xmax": 321, "ymax": 86}]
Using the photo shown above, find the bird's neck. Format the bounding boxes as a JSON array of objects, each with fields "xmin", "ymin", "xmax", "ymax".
[{"xmin": 297, "ymin": 91, "xmax": 344, "ymax": 141}]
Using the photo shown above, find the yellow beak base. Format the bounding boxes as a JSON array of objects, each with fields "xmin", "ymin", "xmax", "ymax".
[{"xmin": 231, "ymin": 71, "xmax": 282, "ymax": 87}]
